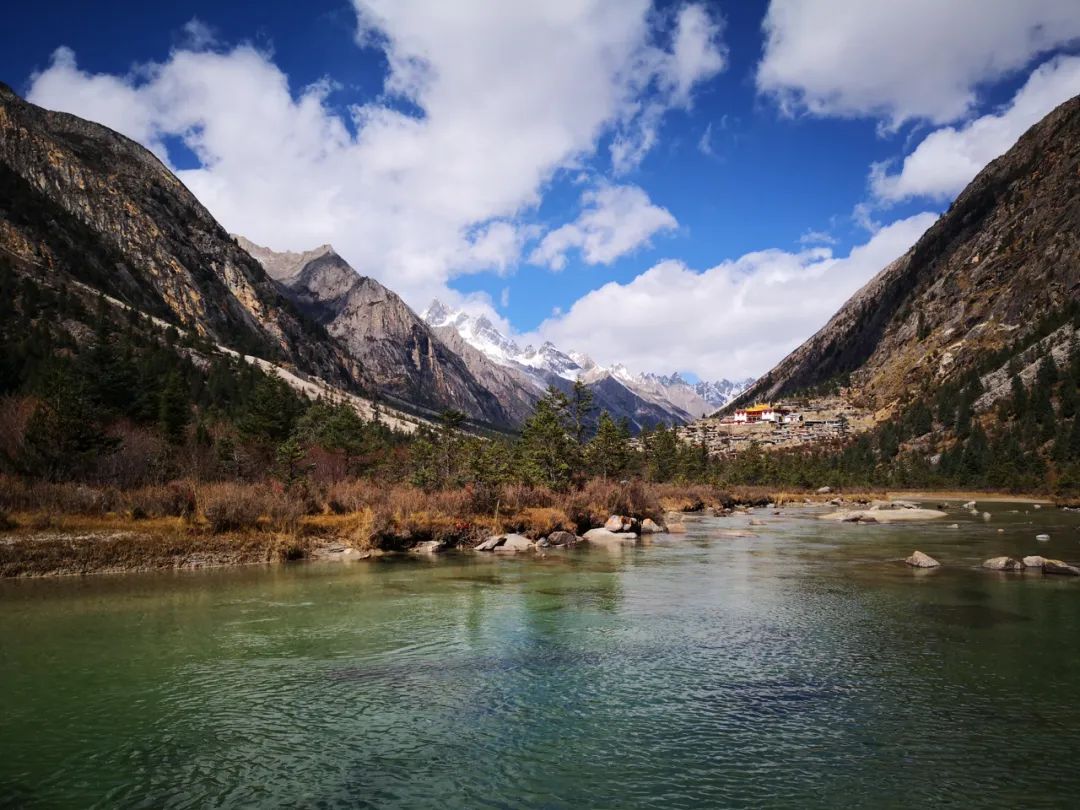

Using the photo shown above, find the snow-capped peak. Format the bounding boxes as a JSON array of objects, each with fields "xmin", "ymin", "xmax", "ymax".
[{"xmin": 421, "ymin": 299, "xmax": 753, "ymax": 419}]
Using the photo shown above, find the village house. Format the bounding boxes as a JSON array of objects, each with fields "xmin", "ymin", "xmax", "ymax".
[{"xmin": 733, "ymin": 403, "xmax": 786, "ymax": 424}]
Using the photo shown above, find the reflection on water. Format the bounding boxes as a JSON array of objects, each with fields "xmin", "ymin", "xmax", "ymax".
[{"xmin": 1, "ymin": 501, "xmax": 1079, "ymax": 809}]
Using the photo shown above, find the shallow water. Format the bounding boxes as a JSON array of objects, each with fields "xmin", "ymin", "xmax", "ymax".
[{"xmin": 2, "ymin": 501, "xmax": 1079, "ymax": 808}]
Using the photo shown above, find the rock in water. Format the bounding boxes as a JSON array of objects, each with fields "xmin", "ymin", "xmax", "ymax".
[
  {"xmin": 1022, "ymin": 555, "xmax": 1046, "ymax": 568},
  {"xmin": 906, "ymin": 551, "xmax": 941, "ymax": 568},
  {"xmin": 1036, "ymin": 534, "xmax": 1050, "ymax": 542},
  {"xmin": 1043, "ymin": 559, "xmax": 1080, "ymax": 576},
  {"xmin": 497, "ymin": 534, "xmax": 534, "ymax": 552},
  {"xmin": 475, "ymin": 536, "xmax": 506, "ymax": 551},
  {"xmin": 546, "ymin": 531, "xmax": 579, "ymax": 546},
  {"xmin": 963, "ymin": 501, "xmax": 976, "ymax": 510},
  {"xmin": 639, "ymin": 518, "xmax": 665, "ymax": 534},
  {"xmin": 982, "ymin": 557, "xmax": 1025, "ymax": 571},
  {"xmin": 583, "ymin": 528, "xmax": 637, "ymax": 544}
]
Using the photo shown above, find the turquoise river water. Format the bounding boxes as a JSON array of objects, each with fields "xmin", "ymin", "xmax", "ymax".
[{"xmin": 2, "ymin": 501, "xmax": 1079, "ymax": 808}]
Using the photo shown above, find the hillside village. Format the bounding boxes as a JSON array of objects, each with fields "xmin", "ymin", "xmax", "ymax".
[{"xmin": 678, "ymin": 396, "xmax": 875, "ymax": 456}]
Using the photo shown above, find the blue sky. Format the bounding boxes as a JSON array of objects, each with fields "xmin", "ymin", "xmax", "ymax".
[{"xmin": 5, "ymin": 1, "xmax": 1079, "ymax": 380}]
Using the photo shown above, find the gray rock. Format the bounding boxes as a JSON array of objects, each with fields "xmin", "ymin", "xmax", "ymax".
[
  {"xmin": 639, "ymin": 518, "xmax": 665, "ymax": 534},
  {"xmin": 982, "ymin": 556, "xmax": 1024, "ymax": 571},
  {"xmin": 546, "ymin": 530, "xmax": 579, "ymax": 546},
  {"xmin": 963, "ymin": 500, "xmax": 976, "ymax": 510},
  {"xmin": 1043, "ymin": 559, "xmax": 1080, "ymax": 576},
  {"xmin": 475, "ymin": 536, "xmax": 506, "ymax": 551},
  {"xmin": 411, "ymin": 540, "xmax": 446, "ymax": 554},
  {"xmin": 906, "ymin": 550, "xmax": 941, "ymax": 568},
  {"xmin": 1022, "ymin": 555, "xmax": 1046, "ymax": 568},
  {"xmin": 1036, "ymin": 534, "xmax": 1050, "ymax": 542},
  {"xmin": 583, "ymin": 528, "xmax": 637, "ymax": 544},
  {"xmin": 497, "ymin": 533, "xmax": 534, "ymax": 552},
  {"xmin": 817, "ymin": 486, "xmax": 832, "ymax": 494}
]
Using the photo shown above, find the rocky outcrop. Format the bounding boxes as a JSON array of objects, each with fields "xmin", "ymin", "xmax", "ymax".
[
  {"xmin": 0, "ymin": 83, "xmax": 361, "ymax": 391},
  {"xmin": 733, "ymin": 96, "xmax": 1080, "ymax": 413},
  {"xmin": 237, "ymin": 238, "xmax": 518, "ymax": 427}
]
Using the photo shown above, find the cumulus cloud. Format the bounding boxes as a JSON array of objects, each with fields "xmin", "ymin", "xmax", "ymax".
[
  {"xmin": 529, "ymin": 183, "xmax": 677, "ymax": 271},
  {"xmin": 25, "ymin": 1, "xmax": 723, "ymax": 309},
  {"xmin": 870, "ymin": 55, "xmax": 1080, "ymax": 203},
  {"xmin": 757, "ymin": 0, "xmax": 1080, "ymax": 127},
  {"xmin": 536, "ymin": 212, "xmax": 939, "ymax": 380}
]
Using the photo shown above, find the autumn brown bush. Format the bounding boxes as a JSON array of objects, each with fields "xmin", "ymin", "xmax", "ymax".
[{"xmin": 199, "ymin": 483, "xmax": 268, "ymax": 533}]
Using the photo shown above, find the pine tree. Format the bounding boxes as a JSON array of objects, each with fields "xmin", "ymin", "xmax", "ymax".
[
  {"xmin": 569, "ymin": 379, "xmax": 595, "ymax": 446},
  {"xmin": 516, "ymin": 388, "xmax": 576, "ymax": 490},
  {"xmin": 158, "ymin": 371, "xmax": 191, "ymax": 444},
  {"xmin": 586, "ymin": 411, "xmax": 632, "ymax": 480}
]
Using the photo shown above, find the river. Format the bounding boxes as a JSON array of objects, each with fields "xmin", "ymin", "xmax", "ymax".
[{"xmin": 2, "ymin": 501, "xmax": 1078, "ymax": 808}]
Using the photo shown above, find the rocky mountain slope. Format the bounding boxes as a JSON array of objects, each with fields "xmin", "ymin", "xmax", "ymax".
[
  {"xmin": 734, "ymin": 94, "xmax": 1080, "ymax": 416},
  {"xmin": 424, "ymin": 300, "xmax": 752, "ymax": 429},
  {"xmin": 0, "ymin": 82, "xmax": 361, "ymax": 390},
  {"xmin": 237, "ymin": 238, "xmax": 519, "ymax": 427}
]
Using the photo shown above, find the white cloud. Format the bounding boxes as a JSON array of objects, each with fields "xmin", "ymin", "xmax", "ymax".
[
  {"xmin": 499, "ymin": 287, "xmax": 510, "ymax": 308},
  {"xmin": 609, "ymin": 2, "xmax": 726, "ymax": 173},
  {"xmin": 537, "ymin": 212, "xmax": 938, "ymax": 380},
  {"xmin": 798, "ymin": 229, "xmax": 836, "ymax": 246},
  {"xmin": 697, "ymin": 122, "xmax": 713, "ymax": 156},
  {"xmin": 757, "ymin": 0, "xmax": 1080, "ymax": 127},
  {"xmin": 870, "ymin": 55, "xmax": 1080, "ymax": 203},
  {"xmin": 529, "ymin": 183, "xmax": 677, "ymax": 270},
  {"xmin": 25, "ymin": 1, "xmax": 724, "ymax": 309}
]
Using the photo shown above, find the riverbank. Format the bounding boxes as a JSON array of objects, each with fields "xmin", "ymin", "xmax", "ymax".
[{"xmin": 0, "ymin": 476, "xmax": 1060, "ymax": 577}]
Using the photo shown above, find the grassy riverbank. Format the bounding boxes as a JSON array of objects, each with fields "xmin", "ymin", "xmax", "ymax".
[{"xmin": 0, "ymin": 476, "xmax": 893, "ymax": 577}]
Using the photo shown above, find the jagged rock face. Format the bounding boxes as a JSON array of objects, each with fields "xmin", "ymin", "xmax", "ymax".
[
  {"xmin": 737, "ymin": 95, "xmax": 1080, "ymax": 413},
  {"xmin": 239, "ymin": 238, "xmax": 516, "ymax": 426},
  {"xmin": 0, "ymin": 83, "xmax": 361, "ymax": 388}
]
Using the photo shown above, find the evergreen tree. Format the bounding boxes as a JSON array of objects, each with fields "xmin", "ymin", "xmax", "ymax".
[
  {"xmin": 586, "ymin": 411, "xmax": 632, "ymax": 480},
  {"xmin": 158, "ymin": 371, "xmax": 191, "ymax": 444},
  {"xmin": 516, "ymin": 388, "xmax": 576, "ymax": 490},
  {"xmin": 21, "ymin": 365, "xmax": 120, "ymax": 480},
  {"xmin": 569, "ymin": 379, "xmax": 595, "ymax": 446}
]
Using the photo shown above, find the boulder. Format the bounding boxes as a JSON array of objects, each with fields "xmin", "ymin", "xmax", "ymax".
[
  {"xmin": 822, "ymin": 508, "xmax": 946, "ymax": 523},
  {"xmin": 639, "ymin": 518, "xmax": 665, "ymax": 534},
  {"xmin": 546, "ymin": 530, "xmax": 579, "ymax": 546},
  {"xmin": 411, "ymin": 540, "xmax": 446, "ymax": 554},
  {"xmin": 1043, "ymin": 559, "xmax": 1080, "ymax": 576},
  {"xmin": 666, "ymin": 522, "xmax": 687, "ymax": 534},
  {"xmin": 1036, "ymin": 534, "xmax": 1050, "ymax": 542},
  {"xmin": 604, "ymin": 515, "xmax": 638, "ymax": 533},
  {"xmin": 1022, "ymin": 555, "xmax": 1046, "ymax": 568},
  {"xmin": 475, "ymin": 536, "xmax": 506, "ymax": 551},
  {"xmin": 963, "ymin": 500, "xmax": 976, "ymax": 510},
  {"xmin": 905, "ymin": 550, "xmax": 941, "ymax": 568},
  {"xmin": 583, "ymin": 528, "xmax": 637, "ymax": 544},
  {"xmin": 816, "ymin": 486, "xmax": 832, "ymax": 494},
  {"xmin": 498, "ymin": 533, "xmax": 534, "ymax": 552},
  {"xmin": 982, "ymin": 512, "xmax": 992, "ymax": 521},
  {"xmin": 982, "ymin": 556, "xmax": 1024, "ymax": 571},
  {"xmin": 536, "ymin": 537, "xmax": 551, "ymax": 549}
]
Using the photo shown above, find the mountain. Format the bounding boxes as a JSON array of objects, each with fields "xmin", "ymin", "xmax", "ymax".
[
  {"xmin": 733, "ymin": 94, "xmax": 1080, "ymax": 417},
  {"xmin": 423, "ymin": 300, "xmax": 752, "ymax": 430},
  {"xmin": 0, "ymin": 82, "xmax": 362, "ymax": 391},
  {"xmin": 236, "ymin": 238, "xmax": 522, "ymax": 427}
]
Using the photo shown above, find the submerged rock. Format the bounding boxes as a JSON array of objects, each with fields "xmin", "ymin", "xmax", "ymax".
[
  {"xmin": 983, "ymin": 556, "xmax": 1025, "ymax": 571},
  {"xmin": 906, "ymin": 550, "xmax": 941, "ymax": 568},
  {"xmin": 666, "ymin": 522, "xmax": 687, "ymax": 534},
  {"xmin": 1043, "ymin": 559, "xmax": 1080, "ymax": 576}
]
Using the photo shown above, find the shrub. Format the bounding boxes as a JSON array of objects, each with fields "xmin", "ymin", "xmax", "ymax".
[{"xmin": 200, "ymin": 483, "xmax": 267, "ymax": 533}]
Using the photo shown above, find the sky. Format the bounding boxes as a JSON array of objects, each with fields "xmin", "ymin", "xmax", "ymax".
[{"xmin": 4, "ymin": 0, "xmax": 1080, "ymax": 382}]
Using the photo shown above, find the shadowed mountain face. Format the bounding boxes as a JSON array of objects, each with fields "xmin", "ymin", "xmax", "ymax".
[
  {"xmin": 735, "ymin": 95, "xmax": 1080, "ymax": 413},
  {"xmin": 237, "ymin": 238, "xmax": 520, "ymax": 427},
  {"xmin": 0, "ymin": 82, "xmax": 362, "ymax": 390}
]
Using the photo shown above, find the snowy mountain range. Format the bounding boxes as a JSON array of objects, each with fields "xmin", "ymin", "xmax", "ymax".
[{"xmin": 423, "ymin": 300, "xmax": 752, "ymax": 426}]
